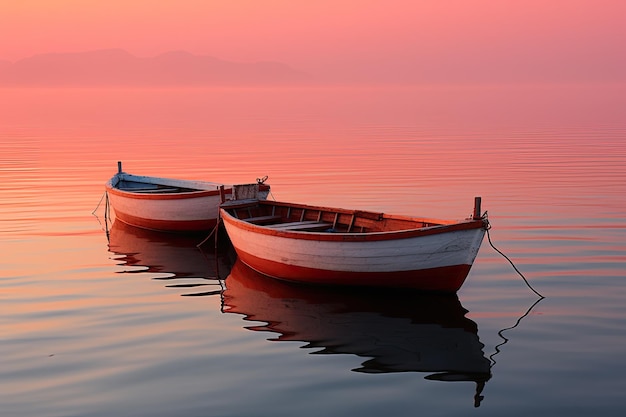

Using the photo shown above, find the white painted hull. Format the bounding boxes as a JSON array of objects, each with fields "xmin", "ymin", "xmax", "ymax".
[
  {"xmin": 106, "ymin": 172, "xmax": 268, "ymax": 232},
  {"xmin": 220, "ymin": 202, "xmax": 487, "ymax": 291}
]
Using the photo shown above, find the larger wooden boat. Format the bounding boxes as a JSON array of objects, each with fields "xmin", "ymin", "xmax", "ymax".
[
  {"xmin": 219, "ymin": 197, "xmax": 488, "ymax": 292},
  {"xmin": 106, "ymin": 162, "xmax": 270, "ymax": 232}
]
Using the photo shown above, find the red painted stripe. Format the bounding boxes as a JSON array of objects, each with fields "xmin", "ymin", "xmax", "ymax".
[
  {"xmin": 115, "ymin": 211, "xmax": 217, "ymax": 232},
  {"xmin": 221, "ymin": 210, "xmax": 485, "ymax": 242},
  {"xmin": 107, "ymin": 184, "xmax": 269, "ymax": 201},
  {"xmin": 106, "ymin": 185, "xmax": 221, "ymax": 201},
  {"xmin": 235, "ymin": 249, "xmax": 473, "ymax": 292}
]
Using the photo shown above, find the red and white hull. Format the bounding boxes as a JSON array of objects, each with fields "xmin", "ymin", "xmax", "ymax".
[
  {"xmin": 106, "ymin": 168, "xmax": 269, "ymax": 233},
  {"xmin": 107, "ymin": 188, "xmax": 224, "ymax": 232},
  {"xmin": 220, "ymin": 200, "xmax": 487, "ymax": 292}
]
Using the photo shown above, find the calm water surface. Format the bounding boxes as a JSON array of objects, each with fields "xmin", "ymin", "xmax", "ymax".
[{"xmin": 1, "ymin": 84, "xmax": 626, "ymax": 416}]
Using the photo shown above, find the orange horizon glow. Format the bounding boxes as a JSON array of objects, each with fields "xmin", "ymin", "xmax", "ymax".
[{"xmin": 1, "ymin": 0, "xmax": 625, "ymax": 84}]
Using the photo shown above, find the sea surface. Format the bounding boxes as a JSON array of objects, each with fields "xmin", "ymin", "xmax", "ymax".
[{"xmin": 1, "ymin": 84, "xmax": 625, "ymax": 417}]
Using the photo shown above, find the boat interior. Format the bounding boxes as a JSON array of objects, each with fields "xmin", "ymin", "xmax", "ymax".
[
  {"xmin": 221, "ymin": 199, "xmax": 442, "ymax": 233},
  {"xmin": 115, "ymin": 180, "xmax": 201, "ymax": 194}
]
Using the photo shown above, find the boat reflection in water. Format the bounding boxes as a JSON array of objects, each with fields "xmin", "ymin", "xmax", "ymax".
[
  {"xmin": 105, "ymin": 222, "xmax": 492, "ymax": 406},
  {"xmin": 107, "ymin": 220, "xmax": 230, "ymax": 296},
  {"xmin": 223, "ymin": 260, "xmax": 492, "ymax": 407}
]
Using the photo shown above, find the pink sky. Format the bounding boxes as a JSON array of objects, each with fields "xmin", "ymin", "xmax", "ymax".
[{"xmin": 1, "ymin": 0, "xmax": 625, "ymax": 83}]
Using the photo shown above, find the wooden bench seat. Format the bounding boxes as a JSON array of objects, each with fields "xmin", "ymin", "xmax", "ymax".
[
  {"xmin": 244, "ymin": 215, "xmax": 282, "ymax": 224},
  {"xmin": 220, "ymin": 199, "xmax": 259, "ymax": 210},
  {"xmin": 266, "ymin": 221, "xmax": 333, "ymax": 231}
]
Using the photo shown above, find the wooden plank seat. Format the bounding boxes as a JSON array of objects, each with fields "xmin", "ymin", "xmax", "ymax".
[
  {"xmin": 220, "ymin": 199, "xmax": 259, "ymax": 209},
  {"xmin": 266, "ymin": 220, "xmax": 333, "ymax": 231},
  {"xmin": 244, "ymin": 215, "xmax": 282, "ymax": 224}
]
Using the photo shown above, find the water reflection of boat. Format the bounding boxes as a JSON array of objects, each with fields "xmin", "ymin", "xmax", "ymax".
[
  {"xmin": 107, "ymin": 220, "xmax": 231, "ymax": 295},
  {"xmin": 223, "ymin": 260, "xmax": 492, "ymax": 407}
]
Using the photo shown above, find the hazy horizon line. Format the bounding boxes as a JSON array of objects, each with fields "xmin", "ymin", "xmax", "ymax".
[
  {"xmin": 1, "ymin": 48, "xmax": 625, "ymax": 87},
  {"xmin": 0, "ymin": 49, "xmax": 312, "ymax": 87}
]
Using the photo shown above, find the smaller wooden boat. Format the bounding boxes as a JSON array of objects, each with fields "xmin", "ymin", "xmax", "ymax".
[
  {"xmin": 219, "ymin": 197, "xmax": 488, "ymax": 292},
  {"xmin": 106, "ymin": 162, "xmax": 270, "ymax": 233}
]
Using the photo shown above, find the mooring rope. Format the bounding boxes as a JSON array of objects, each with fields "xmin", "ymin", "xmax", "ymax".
[
  {"xmin": 92, "ymin": 191, "xmax": 107, "ymax": 215},
  {"xmin": 484, "ymin": 219, "xmax": 544, "ymax": 299},
  {"xmin": 197, "ymin": 218, "xmax": 221, "ymax": 248},
  {"xmin": 91, "ymin": 191, "xmax": 112, "ymax": 238},
  {"xmin": 488, "ymin": 296, "xmax": 543, "ymax": 367}
]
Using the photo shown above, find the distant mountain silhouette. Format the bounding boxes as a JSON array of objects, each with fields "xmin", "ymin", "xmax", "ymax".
[{"xmin": 0, "ymin": 49, "xmax": 311, "ymax": 86}]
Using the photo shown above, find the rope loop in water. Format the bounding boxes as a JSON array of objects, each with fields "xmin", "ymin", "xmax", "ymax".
[{"xmin": 485, "ymin": 224, "xmax": 544, "ymax": 299}]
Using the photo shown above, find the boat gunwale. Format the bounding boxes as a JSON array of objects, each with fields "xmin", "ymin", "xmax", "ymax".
[
  {"xmin": 106, "ymin": 172, "xmax": 233, "ymax": 200},
  {"xmin": 107, "ymin": 184, "xmax": 224, "ymax": 199},
  {"xmin": 109, "ymin": 172, "xmax": 224, "ymax": 189},
  {"xmin": 220, "ymin": 200, "xmax": 487, "ymax": 242}
]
